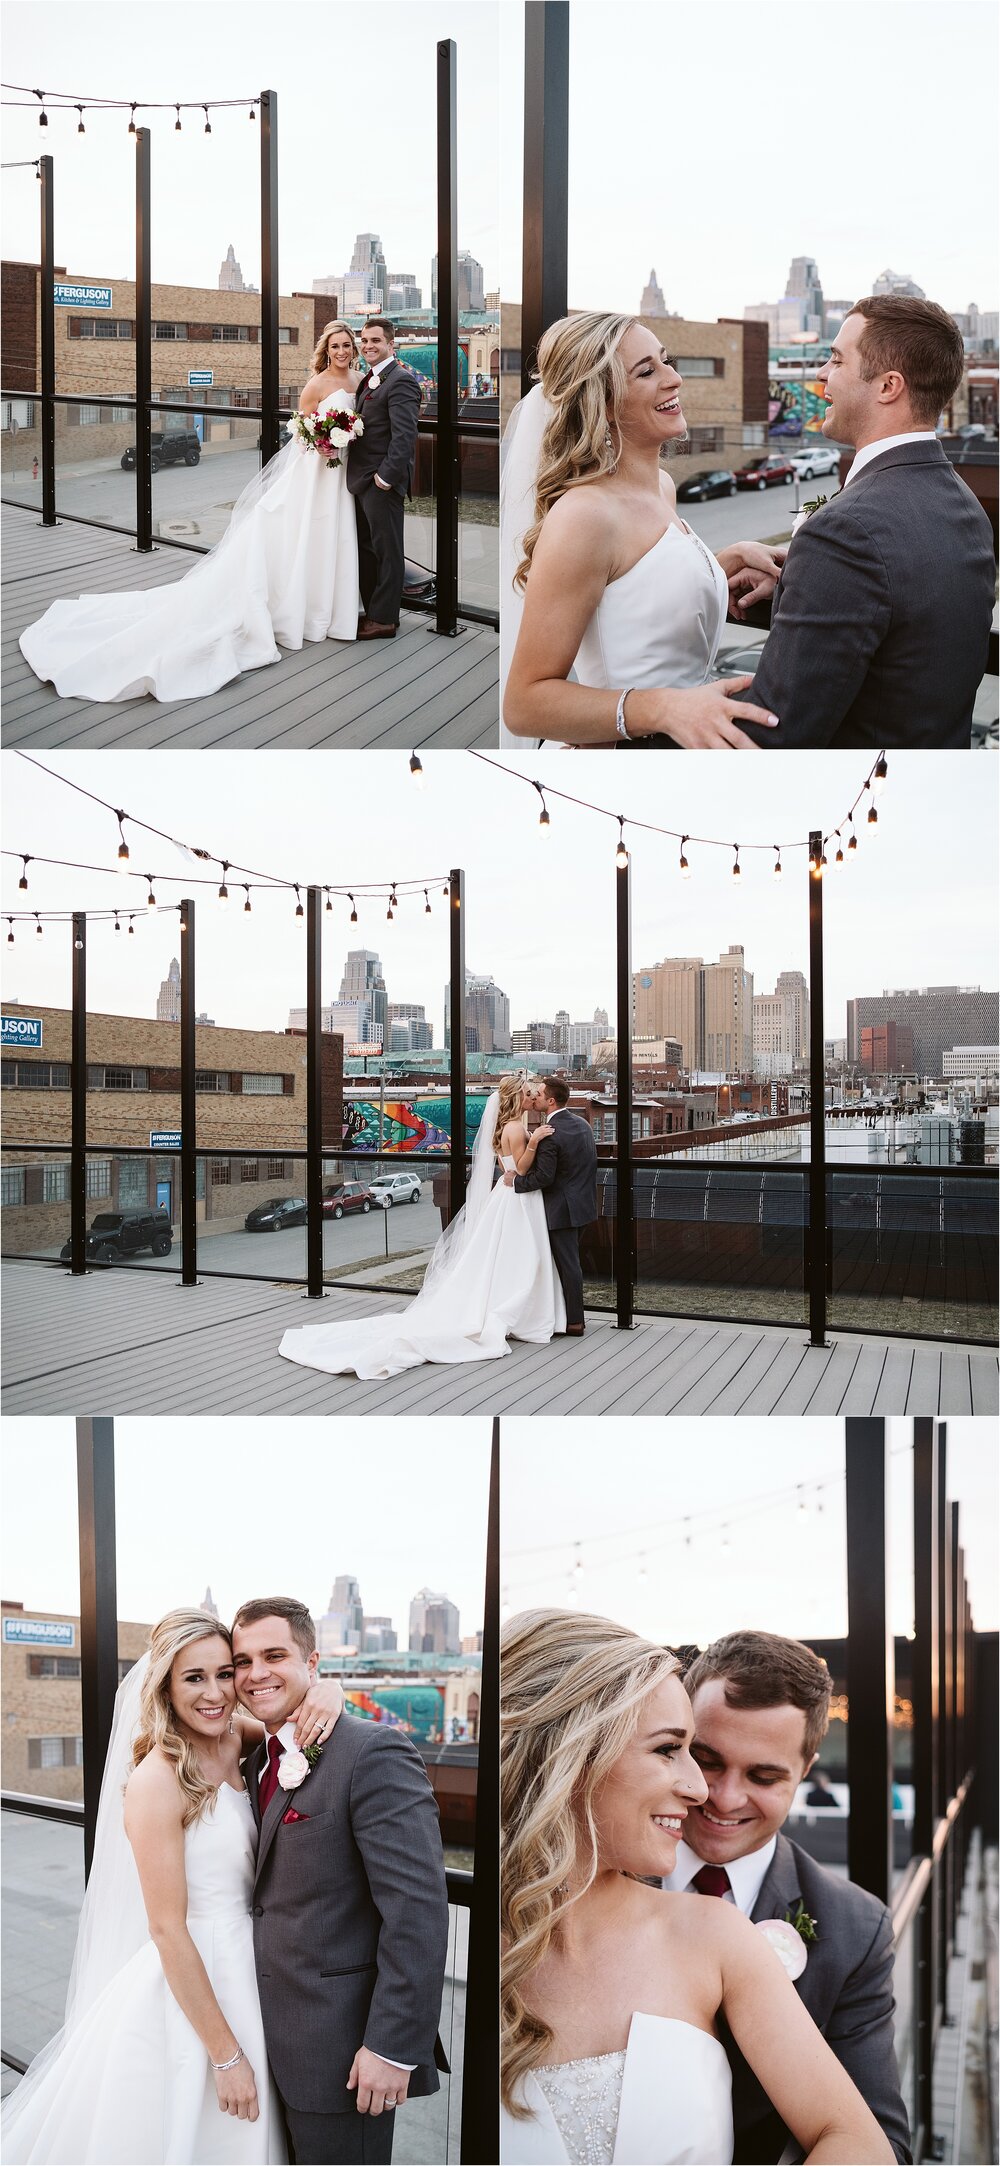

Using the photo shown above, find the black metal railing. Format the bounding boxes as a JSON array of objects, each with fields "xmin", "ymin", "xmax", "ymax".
[{"xmin": 2, "ymin": 65, "xmax": 499, "ymax": 634}]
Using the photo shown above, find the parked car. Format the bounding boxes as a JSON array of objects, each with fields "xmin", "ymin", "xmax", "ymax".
[
  {"xmin": 735, "ymin": 454, "xmax": 796, "ymax": 491},
  {"xmin": 788, "ymin": 443, "xmax": 841, "ymax": 480},
  {"xmin": 675, "ymin": 468, "xmax": 738, "ymax": 502},
  {"xmin": 59, "ymin": 1207, "xmax": 173, "ymax": 1264},
  {"xmin": 121, "ymin": 430, "xmax": 201, "ymax": 473},
  {"xmin": 369, "ymin": 1172, "xmax": 423, "ymax": 1208},
  {"xmin": 244, "ymin": 1196, "xmax": 308, "ymax": 1231},
  {"xmin": 322, "ymin": 1182, "xmax": 376, "ymax": 1220}
]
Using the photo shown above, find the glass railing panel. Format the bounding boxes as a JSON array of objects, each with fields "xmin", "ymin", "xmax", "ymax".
[
  {"xmin": 53, "ymin": 397, "xmax": 141, "ymax": 529},
  {"xmin": 0, "ymin": 1813, "xmax": 84, "ymax": 2071},
  {"xmin": 581, "ymin": 1161, "xmax": 617, "ymax": 1312},
  {"xmin": 195, "ymin": 1150, "xmax": 308, "ymax": 1282},
  {"xmin": 2, "ymin": 1145, "xmax": 71, "ymax": 1259},
  {"xmin": 319, "ymin": 1153, "xmax": 446, "ymax": 1293},
  {"xmin": 401, "ymin": 1898, "xmax": 466, "ymax": 2163},
  {"xmin": 828, "ymin": 1171, "xmax": 998, "ymax": 1343},
  {"xmin": 459, "ymin": 426, "xmax": 499, "ymax": 617},
  {"xmin": 149, "ymin": 403, "xmax": 261, "ymax": 549},
  {"xmin": 891, "ymin": 1901, "xmax": 919, "ymax": 2136},
  {"xmin": 633, "ymin": 1163, "xmax": 808, "ymax": 1328}
]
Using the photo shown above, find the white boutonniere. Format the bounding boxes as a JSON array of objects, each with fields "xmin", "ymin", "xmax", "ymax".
[
  {"xmin": 754, "ymin": 1905, "xmax": 816, "ymax": 1981},
  {"xmin": 277, "ymin": 1740, "xmax": 322, "ymax": 1791}
]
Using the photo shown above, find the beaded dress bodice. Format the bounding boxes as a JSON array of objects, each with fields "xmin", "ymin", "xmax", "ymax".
[{"xmin": 534, "ymin": 2052, "xmax": 626, "ymax": 2165}]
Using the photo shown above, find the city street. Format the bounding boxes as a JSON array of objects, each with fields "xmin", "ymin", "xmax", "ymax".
[
  {"xmin": 24, "ymin": 1186, "xmax": 442, "ymax": 1281},
  {"xmin": 683, "ymin": 474, "xmax": 824, "ymax": 551}
]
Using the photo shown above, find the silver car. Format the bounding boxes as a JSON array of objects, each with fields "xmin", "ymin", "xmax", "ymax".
[
  {"xmin": 789, "ymin": 443, "xmax": 842, "ymax": 480},
  {"xmin": 369, "ymin": 1172, "xmax": 423, "ymax": 1208}
]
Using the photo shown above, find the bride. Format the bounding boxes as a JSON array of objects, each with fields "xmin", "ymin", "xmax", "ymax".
[
  {"xmin": 2, "ymin": 1607, "xmax": 343, "ymax": 2164},
  {"xmin": 501, "ymin": 1609, "xmax": 894, "ymax": 2165},
  {"xmin": 501, "ymin": 311, "xmax": 787, "ymax": 748},
  {"xmin": 18, "ymin": 322, "xmax": 362, "ymax": 702},
  {"xmin": 278, "ymin": 1075, "xmax": 565, "ymax": 1380}
]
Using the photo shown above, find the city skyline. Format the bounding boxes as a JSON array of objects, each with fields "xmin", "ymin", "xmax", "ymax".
[
  {"xmin": 1, "ymin": 4, "xmax": 499, "ymax": 301},
  {"xmin": 499, "ymin": 1, "xmax": 997, "ymax": 320},
  {"xmin": 1, "ymin": 1418, "xmax": 492, "ymax": 1639},
  {"xmin": 3, "ymin": 750, "xmax": 997, "ymax": 1047}
]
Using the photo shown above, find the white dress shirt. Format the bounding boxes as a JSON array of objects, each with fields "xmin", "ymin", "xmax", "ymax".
[
  {"xmin": 843, "ymin": 429, "xmax": 937, "ymax": 486},
  {"xmin": 662, "ymin": 1832, "xmax": 778, "ymax": 1914},
  {"xmin": 259, "ymin": 1720, "xmax": 414, "ymax": 2072}
]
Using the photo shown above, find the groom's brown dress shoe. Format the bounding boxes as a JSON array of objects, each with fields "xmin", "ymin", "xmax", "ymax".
[
  {"xmin": 358, "ymin": 619, "xmax": 397, "ymax": 640},
  {"xmin": 565, "ymin": 1323, "xmax": 586, "ymax": 1337}
]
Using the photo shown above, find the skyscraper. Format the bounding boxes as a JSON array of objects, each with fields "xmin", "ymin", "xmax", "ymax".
[
  {"xmin": 640, "ymin": 269, "xmax": 666, "ymax": 315},
  {"xmin": 444, "ymin": 972, "xmax": 511, "ymax": 1054},
  {"xmin": 753, "ymin": 970, "xmax": 810, "ymax": 1077},
  {"xmin": 350, "ymin": 231, "xmax": 388, "ymax": 310},
  {"xmin": 633, "ymin": 950, "xmax": 754, "ymax": 1073},
  {"xmin": 786, "ymin": 255, "xmax": 824, "ymax": 323},
  {"xmin": 218, "ymin": 243, "xmax": 256, "ymax": 294},
  {"xmin": 339, "ymin": 950, "xmax": 388, "ymax": 1044},
  {"xmin": 846, "ymin": 987, "xmax": 998, "ymax": 1076},
  {"xmin": 431, "ymin": 251, "xmax": 486, "ymax": 312},
  {"xmin": 702, "ymin": 946, "xmax": 753, "ymax": 1075},
  {"xmin": 317, "ymin": 1575, "xmax": 365, "ymax": 1655},
  {"xmin": 872, "ymin": 268, "xmax": 926, "ymax": 299},
  {"xmin": 156, "ymin": 957, "xmax": 181, "ymax": 1022},
  {"xmin": 408, "ymin": 1587, "xmax": 460, "ymax": 1655}
]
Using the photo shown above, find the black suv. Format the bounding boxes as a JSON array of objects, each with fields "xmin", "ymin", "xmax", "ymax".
[
  {"xmin": 121, "ymin": 430, "xmax": 201, "ymax": 473},
  {"xmin": 60, "ymin": 1207, "xmax": 173, "ymax": 1264}
]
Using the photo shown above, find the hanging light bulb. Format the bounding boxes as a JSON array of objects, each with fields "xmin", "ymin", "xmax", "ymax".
[
  {"xmin": 294, "ymin": 886, "xmax": 304, "ymax": 919},
  {"xmin": 116, "ymin": 811, "xmax": 130, "ymax": 868},
  {"xmin": 114, "ymin": 912, "xmax": 121, "ymax": 935},
  {"xmin": 615, "ymin": 816, "xmax": 629, "ymax": 870},
  {"xmin": 18, "ymin": 857, "xmax": 30, "ymax": 892},
  {"xmin": 834, "ymin": 831, "xmax": 845, "ymax": 868},
  {"xmin": 324, "ymin": 890, "xmax": 333, "ymax": 914},
  {"xmin": 203, "ymin": 105, "xmax": 212, "ymax": 135},
  {"xmin": 534, "ymin": 782, "xmax": 550, "ymax": 835},
  {"xmin": 174, "ymin": 104, "xmax": 182, "ymax": 132},
  {"xmin": 178, "ymin": 909, "xmax": 187, "ymax": 933},
  {"xmin": 6, "ymin": 920, "xmax": 14, "ymax": 945},
  {"xmin": 424, "ymin": 889, "xmax": 432, "ymax": 915},
  {"xmin": 638, "ymin": 1554, "xmax": 647, "ymax": 1581},
  {"xmin": 679, "ymin": 836, "xmax": 691, "ymax": 880},
  {"xmin": 874, "ymin": 756, "xmax": 888, "ymax": 797},
  {"xmin": 128, "ymin": 918, "xmax": 135, "ymax": 935},
  {"xmin": 37, "ymin": 90, "xmax": 48, "ymax": 128},
  {"xmin": 731, "ymin": 845, "xmax": 741, "ymax": 882},
  {"xmin": 820, "ymin": 846, "xmax": 829, "ymax": 869},
  {"xmin": 35, "ymin": 913, "xmax": 43, "ymax": 937},
  {"xmin": 797, "ymin": 1487, "xmax": 809, "ymax": 1519},
  {"xmin": 249, "ymin": 101, "xmax": 257, "ymax": 122},
  {"xmin": 442, "ymin": 882, "xmax": 449, "ymax": 897},
  {"xmin": 720, "ymin": 1525, "xmax": 731, "ymax": 1551},
  {"xmin": 244, "ymin": 887, "xmax": 252, "ymax": 915},
  {"xmin": 847, "ymin": 822, "xmax": 858, "ymax": 858},
  {"xmin": 218, "ymin": 861, "xmax": 230, "ymax": 908},
  {"xmin": 349, "ymin": 894, "xmax": 358, "ymax": 925},
  {"xmin": 146, "ymin": 878, "xmax": 157, "ymax": 912},
  {"xmin": 867, "ymin": 802, "xmax": 878, "ymax": 827},
  {"xmin": 128, "ymin": 103, "xmax": 137, "ymax": 134},
  {"xmin": 573, "ymin": 1544, "xmax": 584, "ymax": 1579},
  {"xmin": 76, "ymin": 106, "xmax": 86, "ymax": 134},
  {"xmin": 773, "ymin": 846, "xmax": 782, "ymax": 878},
  {"xmin": 409, "ymin": 752, "xmax": 425, "ymax": 789}
]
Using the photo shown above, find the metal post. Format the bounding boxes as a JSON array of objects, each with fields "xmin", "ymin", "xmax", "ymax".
[
  {"xmin": 38, "ymin": 154, "xmax": 56, "ymax": 526},
  {"xmin": 69, "ymin": 913, "xmax": 87, "ymax": 1274},
  {"xmin": 948, "ymin": 1502, "xmax": 961, "ymax": 1950},
  {"xmin": 448, "ymin": 869, "xmax": 467, "ymax": 1223},
  {"xmin": 460, "ymin": 1417, "xmax": 500, "ymax": 2163},
  {"xmin": 845, "ymin": 1418, "xmax": 893, "ymax": 1903},
  {"xmin": 434, "ymin": 39, "xmax": 459, "ymax": 637},
  {"xmin": 936, "ymin": 1424, "xmax": 950, "ymax": 1994},
  {"xmin": 615, "ymin": 854, "xmax": 634, "ymax": 1330},
  {"xmin": 259, "ymin": 91, "xmax": 280, "ymax": 466},
  {"xmin": 75, "ymin": 1416, "xmax": 118, "ymax": 1883},
  {"xmin": 521, "ymin": 1, "xmax": 570, "ymax": 396},
  {"xmin": 807, "ymin": 833, "xmax": 828, "ymax": 1345},
  {"xmin": 912, "ymin": 1417, "xmax": 939, "ymax": 2151},
  {"xmin": 305, "ymin": 886, "xmax": 325, "ymax": 1297},
  {"xmin": 134, "ymin": 128, "xmax": 153, "ymax": 552},
  {"xmin": 179, "ymin": 898, "xmax": 198, "ymax": 1285}
]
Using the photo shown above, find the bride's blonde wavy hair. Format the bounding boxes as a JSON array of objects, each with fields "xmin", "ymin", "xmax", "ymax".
[
  {"xmin": 492, "ymin": 1073, "xmax": 528, "ymax": 1154},
  {"xmin": 514, "ymin": 311, "xmax": 640, "ymax": 590},
  {"xmin": 501, "ymin": 1608, "xmax": 681, "ymax": 2114},
  {"xmin": 310, "ymin": 319, "xmax": 359, "ymax": 376},
  {"xmin": 129, "ymin": 1608, "xmax": 233, "ymax": 1828}
]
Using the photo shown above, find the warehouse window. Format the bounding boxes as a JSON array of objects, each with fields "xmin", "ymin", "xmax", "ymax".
[
  {"xmin": 86, "ymin": 1159, "xmax": 112, "ymax": 1199},
  {"xmin": 43, "ymin": 1164, "xmax": 70, "ymax": 1202},
  {"xmin": 1, "ymin": 1060, "xmax": 71, "ymax": 1089},
  {"xmin": 27, "ymin": 1655, "xmax": 82, "ymax": 1679},
  {"xmin": 152, "ymin": 323, "xmax": 187, "ymax": 340},
  {"xmin": 267, "ymin": 1156, "xmax": 286, "ymax": 1179},
  {"xmin": 196, "ymin": 1071, "xmax": 230, "ymax": 1093},
  {"xmin": 675, "ymin": 356, "xmax": 724, "ymax": 377},
  {"xmin": 212, "ymin": 324, "xmax": 250, "ymax": 342},
  {"xmin": 241, "ymin": 1073, "xmax": 283, "ymax": 1094},
  {"xmin": 68, "ymin": 318, "xmax": 134, "ymax": 340},
  {"xmin": 1, "ymin": 1167, "xmax": 25, "ymax": 1207},
  {"xmin": 29, "ymin": 1736, "xmax": 84, "ymax": 1768},
  {"xmin": 240, "ymin": 1158, "xmax": 259, "ymax": 1182},
  {"xmin": 211, "ymin": 1160, "xmax": 231, "ymax": 1185}
]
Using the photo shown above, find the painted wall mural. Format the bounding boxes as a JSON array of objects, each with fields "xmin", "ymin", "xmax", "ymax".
[
  {"xmin": 768, "ymin": 378, "xmax": 827, "ymax": 435},
  {"xmin": 342, "ymin": 1092, "xmax": 491, "ymax": 1154}
]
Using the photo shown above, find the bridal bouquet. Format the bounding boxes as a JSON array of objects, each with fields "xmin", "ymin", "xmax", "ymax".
[{"xmin": 288, "ymin": 407, "xmax": 364, "ymax": 468}]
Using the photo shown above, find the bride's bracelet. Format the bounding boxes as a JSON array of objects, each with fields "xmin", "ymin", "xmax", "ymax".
[
  {"xmin": 615, "ymin": 686, "xmax": 635, "ymax": 741},
  {"xmin": 212, "ymin": 2045, "xmax": 244, "ymax": 2072}
]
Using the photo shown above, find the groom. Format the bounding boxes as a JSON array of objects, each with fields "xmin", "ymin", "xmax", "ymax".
[
  {"xmin": 664, "ymin": 1629, "xmax": 911, "ymax": 2164},
  {"xmin": 732, "ymin": 294, "xmax": 995, "ymax": 749},
  {"xmin": 347, "ymin": 320, "xmax": 422, "ymax": 641},
  {"xmin": 232, "ymin": 1596, "xmax": 449, "ymax": 2165},
  {"xmin": 505, "ymin": 1077, "xmax": 598, "ymax": 1336}
]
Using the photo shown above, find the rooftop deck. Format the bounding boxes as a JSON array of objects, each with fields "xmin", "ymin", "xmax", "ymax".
[
  {"xmin": 2, "ymin": 1260, "xmax": 995, "ymax": 1417},
  {"xmin": 0, "ymin": 506, "xmax": 498, "ymax": 750}
]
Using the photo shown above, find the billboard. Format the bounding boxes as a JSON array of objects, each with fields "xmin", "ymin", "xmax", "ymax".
[
  {"xmin": 3, "ymin": 1616, "xmax": 75, "ymax": 1647},
  {"xmin": 54, "ymin": 283, "xmax": 112, "ymax": 309}
]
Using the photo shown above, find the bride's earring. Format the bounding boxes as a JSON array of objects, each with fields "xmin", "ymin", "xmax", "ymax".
[{"xmin": 604, "ymin": 424, "xmax": 619, "ymax": 472}]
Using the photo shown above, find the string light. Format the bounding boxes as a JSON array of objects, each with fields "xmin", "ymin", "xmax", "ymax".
[
  {"xmin": 217, "ymin": 861, "xmax": 229, "ymax": 908},
  {"xmin": 874, "ymin": 757, "xmax": 888, "ymax": 797},
  {"xmin": 731, "ymin": 845, "xmax": 741, "ymax": 882},
  {"xmin": 773, "ymin": 846, "xmax": 782, "ymax": 878},
  {"xmin": 409, "ymin": 753, "xmax": 425, "ymax": 789},
  {"xmin": 249, "ymin": 102, "xmax": 257, "ymax": 122},
  {"xmin": 35, "ymin": 89, "xmax": 48, "ymax": 127},
  {"xmin": 867, "ymin": 802, "xmax": 878, "ymax": 828},
  {"xmin": 174, "ymin": 104, "xmax": 182, "ymax": 131},
  {"xmin": 128, "ymin": 103, "xmax": 137, "ymax": 134},
  {"xmin": 115, "ymin": 812, "xmax": 129, "ymax": 867},
  {"xmin": 113, "ymin": 912, "xmax": 121, "ymax": 934},
  {"xmin": 76, "ymin": 106, "xmax": 85, "ymax": 134},
  {"xmin": 797, "ymin": 1487, "xmax": 809, "ymax": 1519},
  {"xmin": 679, "ymin": 837, "xmax": 691, "ymax": 880},
  {"xmin": 294, "ymin": 885, "xmax": 304, "ymax": 919},
  {"xmin": 424, "ymin": 889, "xmax": 432, "ymax": 915},
  {"xmin": 349, "ymin": 895, "xmax": 358, "ymax": 924},
  {"xmin": 243, "ymin": 887, "xmax": 252, "ymax": 915},
  {"xmin": 145, "ymin": 877, "xmax": 157, "ymax": 911},
  {"xmin": 127, "ymin": 919, "xmax": 135, "ymax": 935},
  {"xmin": 18, "ymin": 856, "xmax": 29, "ymax": 891},
  {"xmin": 615, "ymin": 817, "xmax": 629, "ymax": 870},
  {"xmin": 534, "ymin": 781, "xmax": 551, "ymax": 835},
  {"xmin": 847, "ymin": 821, "xmax": 858, "ymax": 858},
  {"xmin": 34, "ymin": 913, "xmax": 43, "ymax": 937},
  {"xmin": 6, "ymin": 919, "xmax": 13, "ymax": 945},
  {"xmin": 834, "ymin": 831, "xmax": 845, "ymax": 869},
  {"xmin": 203, "ymin": 105, "xmax": 211, "ymax": 135},
  {"xmin": 324, "ymin": 889, "xmax": 333, "ymax": 914}
]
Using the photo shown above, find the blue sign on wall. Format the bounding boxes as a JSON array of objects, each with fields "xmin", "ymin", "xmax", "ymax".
[
  {"xmin": 150, "ymin": 1131, "xmax": 182, "ymax": 1151},
  {"xmin": 3, "ymin": 1617, "xmax": 75, "ymax": 1647},
  {"xmin": 53, "ymin": 283, "xmax": 112, "ymax": 310},
  {"xmin": 1, "ymin": 1015, "xmax": 43, "ymax": 1049},
  {"xmin": 188, "ymin": 370, "xmax": 213, "ymax": 388}
]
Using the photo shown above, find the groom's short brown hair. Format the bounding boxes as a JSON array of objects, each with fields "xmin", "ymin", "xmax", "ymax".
[
  {"xmin": 231, "ymin": 1595, "xmax": 316, "ymax": 1658},
  {"xmin": 365, "ymin": 317, "xmax": 395, "ymax": 343},
  {"xmin": 850, "ymin": 294, "xmax": 966, "ymax": 424},
  {"xmin": 544, "ymin": 1076, "xmax": 571, "ymax": 1108},
  {"xmin": 683, "ymin": 1629, "xmax": 832, "ymax": 1763}
]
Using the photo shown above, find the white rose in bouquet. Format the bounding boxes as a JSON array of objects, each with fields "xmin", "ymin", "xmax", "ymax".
[{"xmin": 328, "ymin": 427, "xmax": 350, "ymax": 448}]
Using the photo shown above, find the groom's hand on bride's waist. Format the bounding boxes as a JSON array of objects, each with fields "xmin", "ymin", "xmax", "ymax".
[
  {"xmin": 503, "ymin": 1169, "xmax": 516, "ymax": 1186},
  {"xmin": 347, "ymin": 2046, "xmax": 413, "ymax": 2115}
]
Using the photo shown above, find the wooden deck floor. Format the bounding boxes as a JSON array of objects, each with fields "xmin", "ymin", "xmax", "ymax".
[
  {"xmin": 2, "ymin": 1261, "xmax": 995, "ymax": 1418},
  {"xmin": 1, "ymin": 506, "xmax": 498, "ymax": 749}
]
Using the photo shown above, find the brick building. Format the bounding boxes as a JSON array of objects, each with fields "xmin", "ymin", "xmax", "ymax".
[
  {"xmin": 1, "ymin": 1002, "xmax": 343, "ymax": 1250},
  {"xmin": 1, "ymin": 1601, "xmax": 150, "ymax": 1802},
  {"xmin": 860, "ymin": 1022, "xmax": 916, "ymax": 1074},
  {"xmin": 0, "ymin": 262, "xmax": 339, "ymax": 476},
  {"xmin": 847, "ymin": 988, "xmax": 999, "ymax": 1077}
]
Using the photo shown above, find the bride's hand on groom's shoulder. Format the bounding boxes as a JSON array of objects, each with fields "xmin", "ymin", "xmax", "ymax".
[
  {"xmin": 533, "ymin": 1124, "xmax": 555, "ymax": 1143},
  {"xmin": 290, "ymin": 1675, "xmax": 345, "ymax": 1750}
]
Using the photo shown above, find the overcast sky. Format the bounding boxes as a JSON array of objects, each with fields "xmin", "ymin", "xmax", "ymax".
[
  {"xmin": 500, "ymin": 1, "xmax": 998, "ymax": 320},
  {"xmin": 1, "ymin": 1417, "xmax": 492, "ymax": 1637},
  {"xmin": 1, "ymin": 2, "xmax": 498, "ymax": 302},
  {"xmin": 2, "ymin": 749, "xmax": 996, "ymax": 1039},
  {"xmin": 501, "ymin": 1419, "xmax": 999, "ymax": 1639}
]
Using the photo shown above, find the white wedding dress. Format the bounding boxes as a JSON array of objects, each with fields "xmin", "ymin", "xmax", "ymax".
[
  {"xmin": 18, "ymin": 392, "xmax": 361, "ymax": 701},
  {"xmin": 2, "ymin": 1779, "xmax": 286, "ymax": 2165},
  {"xmin": 501, "ymin": 2013, "xmax": 733, "ymax": 2165},
  {"xmin": 279, "ymin": 1119, "xmax": 565, "ymax": 1379}
]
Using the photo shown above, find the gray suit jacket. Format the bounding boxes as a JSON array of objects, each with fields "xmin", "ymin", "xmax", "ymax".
[
  {"xmin": 513, "ymin": 1108, "xmax": 598, "ymax": 1229},
  {"xmin": 734, "ymin": 439, "xmax": 995, "ymax": 749},
  {"xmin": 347, "ymin": 359, "xmax": 422, "ymax": 499},
  {"xmin": 724, "ymin": 1833, "xmax": 911, "ymax": 2163},
  {"xmin": 246, "ymin": 1714, "xmax": 450, "ymax": 2115}
]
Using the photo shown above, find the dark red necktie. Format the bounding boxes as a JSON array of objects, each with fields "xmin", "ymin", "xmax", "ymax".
[
  {"xmin": 691, "ymin": 1864, "xmax": 732, "ymax": 1898},
  {"xmin": 258, "ymin": 1735, "xmax": 283, "ymax": 1813}
]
